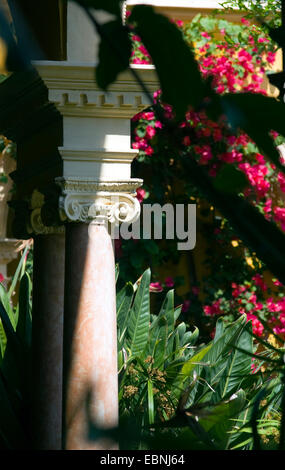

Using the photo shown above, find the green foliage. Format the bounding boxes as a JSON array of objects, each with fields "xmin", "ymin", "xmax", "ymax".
[
  {"xmin": 220, "ymin": 0, "xmax": 282, "ymax": 28},
  {"xmin": 0, "ymin": 257, "xmax": 32, "ymax": 449},
  {"xmin": 116, "ymin": 269, "xmax": 283, "ymax": 450}
]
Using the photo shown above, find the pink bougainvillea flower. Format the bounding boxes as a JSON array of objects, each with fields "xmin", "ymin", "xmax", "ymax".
[
  {"xmin": 136, "ymin": 187, "xmax": 146, "ymax": 203},
  {"xmin": 273, "ymin": 206, "xmax": 285, "ymax": 231},
  {"xmin": 182, "ymin": 300, "xmax": 191, "ymax": 313},
  {"xmin": 258, "ymin": 37, "xmax": 270, "ymax": 43},
  {"xmin": 165, "ymin": 276, "xmax": 175, "ymax": 288},
  {"xmin": 246, "ymin": 313, "xmax": 264, "ymax": 336},
  {"xmin": 155, "ymin": 120, "xmax": 163, "ymax": 129},
  {"xmin": 145, "ymin": 125, "xmax": 156, "ymax": 139},
  {"xmin": 0, "ymin": 273, "xmax": 4, "ymax": 283},
  {"xmin": 241, "ymin": 17, "xmax": 250, "ymax": 26},
  {"xmin": 201, "ymin": 31, "xmax": 211, "ymax": 40},
  {"xmin": 278, "ymin": 172, "xmax": 285, "ymax": 192},
  {"xmin": 203, "ymin": 299, "xmax": 222, "ymax": 316},
  {"xmin": 145, "ymin": 146, "xmax": 154, "ymax": 156},
  {"xmin": 252, "ymin": 274, "xmax": 267, "ymax": 292},
  {"xmin": 273, "ymin": 278, "xmax": 283, "ymax": 287},
  {"xmin": 141, "ymin": 111, "xmax": 155, "ymax": 121},
  {"xmin": 176, "ymin": 20, "xmax": 184, "ymax": 28},
  {"xmin": 150, "ymin": 282, "xmax": 163, "ymax": 293},
  {"xmin": 182, "ymin": 136, "xmax": 191, "ymax": 146}
]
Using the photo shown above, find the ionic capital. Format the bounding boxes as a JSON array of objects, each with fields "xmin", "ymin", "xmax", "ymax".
[{"xmin": 56, "ymin": 177, "xmax": 143, "ymax": 225}]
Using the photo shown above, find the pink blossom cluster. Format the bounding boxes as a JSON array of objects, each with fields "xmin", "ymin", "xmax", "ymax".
[
  {"xmin": 132, "ymin": 110, "xmax": 163, "ymax": 157},
  {"xmin": 203, "ymin": 299, "xmax": 222, "ymax": 316},
  {"xmin": 129, "ymin": 16, "xmax": 285, "ymax": 339},
  {"xmin": 203, "ymin": 274, "xmax": 285, "ymax": 338},
  {"xmin": 273, "ymin": 207, "xmax": 285, "ymax": 231},
  {"xmin": 129, "ymin": 32, "xmax": 152, "ymax": 65},
  {"xmin": 238, "ymin": 162, "xmax": 271, "ymax": 198},
  {"xmin": 149, "ymin": 276, "xmax": 175, "ymax": 293}
]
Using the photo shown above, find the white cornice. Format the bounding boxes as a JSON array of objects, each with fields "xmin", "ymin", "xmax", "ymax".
[
  {"xmin": 34, "ymin": 62, "xmax": 158, "ymax": 89},
  {"xmin": 125, "ymin": 1, "xmax": 226, "ymax": 9},
  {"xmin": 34, "ymin": 62, "xmax": 158, "ymax": 118},
  {"xmin": 124, "ymin": 0, "xmax": 245, "ymax": 22}
]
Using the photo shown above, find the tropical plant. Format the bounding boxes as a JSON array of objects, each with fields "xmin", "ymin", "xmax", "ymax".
[
  {"xmin": 0, "ymin": 247, "xmax": 32, "ymax": 449},
  {"xmin": 116, "ymin": 268, "xmax": 284, "ymax": 450},
  {"xmin": 220, "ymin": 0, "xmax": 282, "ymax": 28}
]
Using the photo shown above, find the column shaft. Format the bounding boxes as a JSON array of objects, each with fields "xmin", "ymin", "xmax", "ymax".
[
  {"xmin": 63, "ymin": 222, "xmax": 118, "ymax": 450},
  {"xmin": 31, "ymin": 233, "xmax": 65, "ymax": 450}
]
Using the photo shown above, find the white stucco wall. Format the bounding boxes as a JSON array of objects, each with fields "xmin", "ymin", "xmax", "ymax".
[{"xmin": 67, "ymin": 2, "xmax": 115, "ymax": 63}]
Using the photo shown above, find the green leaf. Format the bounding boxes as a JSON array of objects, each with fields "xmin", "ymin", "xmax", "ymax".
[
  {"xmin": 181, "ymin": 343, "xmax": 212, "ymax": 377},
  {"xmin": 148, "ymin": 315, "xmax": 165, "ymax": 358},
  {"xmin": 218, "ymin": 321, "xmax": 253, "ymax": 400},
  {"xmin": 16, "ymin": 273, "xmax": 32, "ymax": 348},
  {"xmin": 0, "ymin": 300, "xmax": 25, "ymax": 393},
  {"xmin": 183, "ymin": 326, "xmax": 199, "ymax": 348},
  {"xmin": 0, "ymin": 300, "xmax": 19, "ymax": 346},
  {"xmin": 127, "ymin": 269, "xmax": 150, "ymax": 357},
  {"xmin": 213, "ymin": 164, "xmax": 248, "ymax": 194},
  {"xmin": 0, "ymin": 284, "xmax": 16, "ymax": 330},
  {"xmin": 204, "ymin": 315, "xmax": 247, "ymax": 367},
  {"xmin": 96, "ymin": 20, "xmax": 132, "ymax": 90},
  {"xmin": 115, "ymin": 263, "xmax": 119, "ymax": 283},
  {"xmin": 153, "ymin": 316, "xmax": 168, "ymax": 368},
  {"xmin": 117, "ymin": 282, "xmax": 134, "ymax": 339},
  {"xmin": 8, "ymin": 245, "xmax": 29, "ymax": 301},
  {"xmin": 0, "ymin": 319, "xmax": 6, "ymax": 359},
  {"xmin": 130, "ymin": 5, "xmax": 209, "ymax": 120},
  {"xmin": 147, "ymin": 380, "xmax": 155, "ymax": 425},
  {"xmin": 213, "ymin": 318, "xmax": 225, "ymax": 342},
  {"xmin": 157, "ymin": 289, "xmax": 175, "ymax": 333},
  {"xmin": 174, "ymin": 306, "xmax": 182, "ymax": 322},
  {"xmin": 200, "ymin": 390, "xmax": 246, "ymax": 448},
  {"xmin": 200, "ymin": 316, "xmax": 248, "ymax": 403}
]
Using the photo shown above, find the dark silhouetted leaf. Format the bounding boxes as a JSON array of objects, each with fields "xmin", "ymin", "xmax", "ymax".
[
  {"xmin": 213, "ymin": 164, "xmax": 248, "ymax": 194},
  {"xmin": 219, "ymin": 93, "xmax": 285, "ymax": 172},
  {"xmin": 96, "ymin": 20, "xmax": 132, "ymax": 90},
  {"xmin": 130, "ymin": 5, "xmax": 210, "ymax": 120},
  {"xmin": 267, "ymin": 71, "xmax": 285, "ymax": 101},
  {"xmin": 182, "ymin": 157, "xmax": 285, "ymax": 286}
]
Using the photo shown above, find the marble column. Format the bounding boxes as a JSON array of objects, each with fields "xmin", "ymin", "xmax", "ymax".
[
  {"xmin": 59, "ymin": 178, "xmax": 141, "ymax": 450},
  {"xmin": 63, "ymin": 221, "xmax": 118, "ymax": 450},
  {"xmin": 31, "ymin": 231, "xmax": 65, "ymax": 450}
]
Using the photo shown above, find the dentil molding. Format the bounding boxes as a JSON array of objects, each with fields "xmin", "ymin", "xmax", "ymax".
[{"xmin": 34, "ymin": 62, "xmax": 159, "ymax": 119}]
